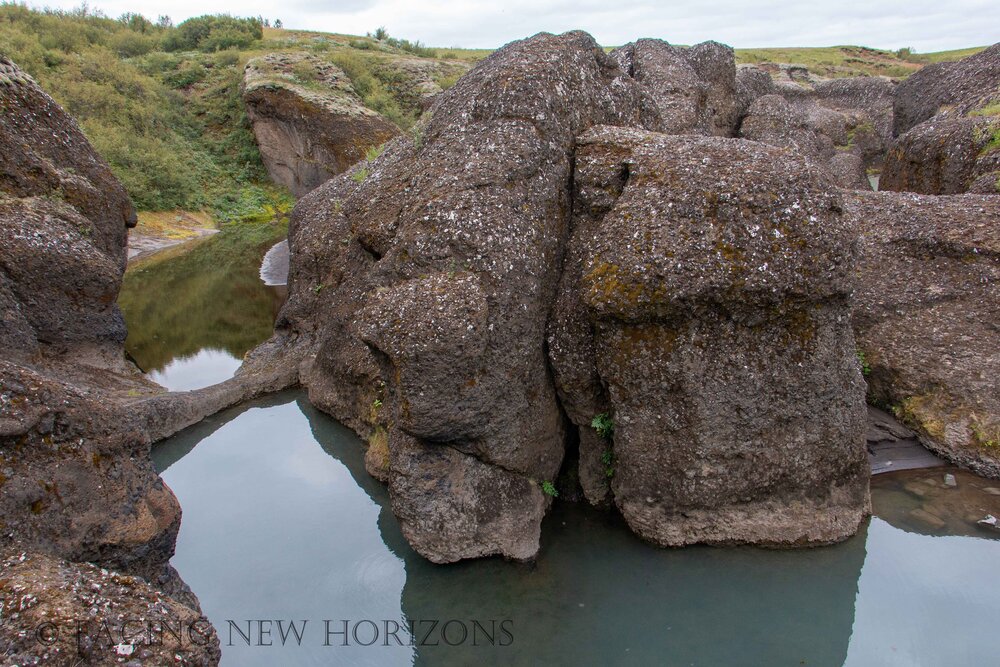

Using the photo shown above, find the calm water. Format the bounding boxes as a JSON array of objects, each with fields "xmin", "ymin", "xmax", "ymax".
[
  {"xmin": 119, "ymin": 222, "xmax": 287, "ymax": 390},
  {"xmin": 129, "ymin": 222, "xmax": 1000, "ymax": 665},
  {"xmin": 153, "ymin": 392, "xmax": 1000, "ymax": 666}
]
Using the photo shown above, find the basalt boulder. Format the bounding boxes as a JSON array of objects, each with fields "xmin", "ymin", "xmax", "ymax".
[
  {"xmin": 849, "ymin": 190, "xmax": 1000, "ymax": 477},
  {"xmin": 893, "ymin": 43, "xmax": 1000, "ymax": 136},
  {"xmin": 548, "ymin": 125, "xmax": 869, "ymax": 546},
  {"xmin": 612, "ymin": 39, "xmax": 739, "ymax": 136},
  {"xmin": 0, "ymin": 57, "xmax": 213, "ymax": 660},
  {"xmin": 272, "ymin": 31, "xmax": 662, "ymax": 563},
  {"xmin": 882, "ymin": 113, "xmax": 1000, "ymax": 195},
  {"xmin": 242, "ymin": 53, "xmax": 401, "ymax": 197}
]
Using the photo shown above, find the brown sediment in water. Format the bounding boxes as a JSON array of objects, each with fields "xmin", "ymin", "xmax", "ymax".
[{"xmin": 872, "ymin": 467, "xmax": 1000, "ymax": 538}]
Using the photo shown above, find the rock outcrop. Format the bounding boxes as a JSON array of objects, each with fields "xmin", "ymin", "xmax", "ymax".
[
  {"xmin": 882, "ymin": 115, "xmax": 1000, "ymax": 195},
  {"xmin": 0, "ymin": 57, "xmax": 135, "ymax": 361},
  {"xmin": 261, "ymin": 31, "xmax": 872, "ymax": 562},
  {"xmin": 882, "ymin": 45, "xmax": 1000, "ymax": 195},
  {"xmin": 1, "ymin": 552, "xmax": 221, "ymax": 666},
  {"xmin": 738, "ymin": 73, "xmax": 895, "ymax": 188},
  {"xmin": 850, "ymin": 190, "xmax": 1000, "ymax": 477},
  {"xmin": 612, "ymin": 39, "xmax": 739, "ymax": 136},
  {"xmin": 0, "ymin": 57, "xmax": 220, "ymax": 663},
  {"xmin": 892, "ymin": 43, "xmax": 1000, "ymax": 136},
  {"xmin": 549, "ymin": 126, "xmax": 868, "ymax": 545},
  {"xmin": 275, "ymin": 31, "xmax": 662, "ymax": 563},
  {"xmin": 242, "ymin": 53, "xmax": 400, "ymax": 197}
]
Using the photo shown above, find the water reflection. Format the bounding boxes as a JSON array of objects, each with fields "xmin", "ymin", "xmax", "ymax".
[
  {"xmin": 147, "ymin": 349, "xmax": 243, "ymax": 392},
  {"xmin": 155, "ymin": 393, "xmax": 884, "ymax": 666},
  {"xmin": 155, "ymin": 393, "xmax": 1000, "ymax": 666},
  {"xmin": 119, "ymin": 222, "xmax": 287, "ymax": 386}
]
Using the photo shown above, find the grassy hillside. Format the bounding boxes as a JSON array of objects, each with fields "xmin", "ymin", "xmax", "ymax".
[
  {"xmin": 734, "ymin": 45, "xmax": 987, "ymax": 78},
  {"xmin": 0, "ymin": 4, "xmax": 986, "ymax": 222},
  {"xmin": 0, "ymin": 6, "xmax": 466, "ymax": 222}
]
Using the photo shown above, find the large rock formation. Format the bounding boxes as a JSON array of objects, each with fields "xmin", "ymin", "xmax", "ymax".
[
  {"xmin": 892, "ymin": 43, "xmax": 1000, "ymax": 136},
  {"xmin": 548, "ymin": 126, "xmax": 868, "ymax": 545},
  {"xmin": 276, "ymin": 31, "xmax": 662, "ymax": 563},
  {"xmin": 850, "ymin": 190, "xmax": 1000, "ymax": 477},
  {"xmin": 882, "ymin": 115, "xmax": 1000, "ymax": 195},
  {"xmin": 882, "ymin": 45, "xmax": 1000, "ymax": 195},
  {"xmin": 262, "ymin": 31, "xmax": 872, "ymax": 562},
  {"xmin": 611, "ymin": 39, "xmax": 739, "ymax": 136},
  {"xmin": 242, "ymin": 53, "xmax": 400, "ymax": 197},
  {"xmin": 0, "ymin": 57, "xmax": 220, "ymax": 663},
  {"xmin": 738, "ymin": 73, "xmax": 895, "ymax": 188},
  {"xmin": 0, "ymin": 57, "xmax": 135, "ymax": 361}
]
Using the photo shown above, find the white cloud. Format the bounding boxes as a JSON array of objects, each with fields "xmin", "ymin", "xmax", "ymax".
[{"xmin": 28, "ymin": 0, "xmax": 1000, "ymax": 51}]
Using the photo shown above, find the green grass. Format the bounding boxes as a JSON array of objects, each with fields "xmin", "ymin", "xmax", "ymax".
[
  {"xmin": 0, "ymin": 4, "xmax": 985, "ymax": 216},
  {"xmin": 734, "ymin": 45, "xmax": 985, "ymax": 79}
]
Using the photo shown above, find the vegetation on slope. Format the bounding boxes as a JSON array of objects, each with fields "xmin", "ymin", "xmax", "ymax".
[{"xmin": 0, "ymin": 3, "xmax": 986, "ymax": 220}]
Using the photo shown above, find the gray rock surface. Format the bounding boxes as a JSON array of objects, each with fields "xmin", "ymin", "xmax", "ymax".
[
  {"xmin": 269, "ymin": 31, "xmax": 662, "ymax": 563},
  {"xmin": 612, "ymin": 39, "xmax": 739, "ymax": 136},
  {"xmin": 893, "ymin": 43, "xmax": 1000, "ymax": 136},
  {"xmin": 243, "ymin": 53, "xmax": 400, "ymax": 197},
  {"xmin": 549, "ymin": 125, "xmax": 869, "ymax": 546},
  {"xmin": 849, "ymin": 190, "xmax": 1000, "ymax": 478}
]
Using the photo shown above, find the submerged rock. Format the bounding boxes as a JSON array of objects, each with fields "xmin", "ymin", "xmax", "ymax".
[
  {"xmin": 850, "ymin": 190, "xmax": 1000, "ymax": 477},
  {"xmin": 242, "ymin": 53, "xmax": 400, "ymax": 197},
  {"xmin": 549, "ymin": 125, "xmax": 869, "ymax": 546}
]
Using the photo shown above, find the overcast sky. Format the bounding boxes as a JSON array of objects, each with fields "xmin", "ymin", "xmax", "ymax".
[{"xmin": 32, "ymin": 0, "xmax": 1000, "ymax": 51}]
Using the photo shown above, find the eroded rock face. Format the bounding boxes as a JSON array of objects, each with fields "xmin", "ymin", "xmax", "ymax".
[
  {"xmin": 893, "ymin": 43, "xmax": 1000, "ymax": 136},
  {"xmin": 548, "ymin": 126, "xmax": 869, "ymax": 546},
  {"xmin": 850, "ymin": 190, "xmax": 1000, "ymax": 477},
  {"xmin": 883, "ymin": 45, "xmax": 1000, "ymax": 195},
  {"xmin": 0, "ymin": 552, "xmax": 221, "ymax": 666},
  {"xmin": 882, "ymin": 116, "xmax": 1000, "ymax": 194},
  {"xmin": 612, "ymin": 39, "xmax": 738, "ymax": 136},
  {"xmin": 262, "ymin": 31, "xmax": 876, "ymax": 561},
  {"xmin": 738, "ymin": 74, "xmax": 895, "ymax": 188},
  {"xmin": 0, "ymin": 58, "xmax": 213, "ymax": 660},
  {"xmin": 0, "ymin": 56, "xmax": 136, "ymax": 360},
  {"xmin": 273, "ymin": 31, "xmax": 662, "ymax": 562},
  {"xmin": 242, "ymin": 53, "xmax": 400, "ymax": 197}
]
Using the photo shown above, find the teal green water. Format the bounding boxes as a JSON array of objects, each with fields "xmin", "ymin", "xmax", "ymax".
[{"xmin": 154, "ymin": 392, "xmax": 1000, "ymax": 667}]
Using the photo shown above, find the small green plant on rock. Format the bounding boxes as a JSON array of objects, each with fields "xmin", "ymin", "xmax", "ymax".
[
  {"xmin": 856, "ymin": 349, "xmax": 872, "ymax": 376},
  {"xmin": 351, "ymin": 167, "xmax": 369, "ymax": 183},
  {"xmin": 591, "ymin": 412, "xmax": 614, "ymax": 440},
  {"xmin": 541, "ymin": 481, "xmax": 559, "ymax": 498},
  {"xmin": 601, "ymin": 449, "xmax": 615, "ymax": 479}
]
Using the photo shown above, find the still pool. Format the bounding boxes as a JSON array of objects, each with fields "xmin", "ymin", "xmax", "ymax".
[{"xmin": 153, "ymin": 391, "xmax": 1000, "ymax": 666}]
